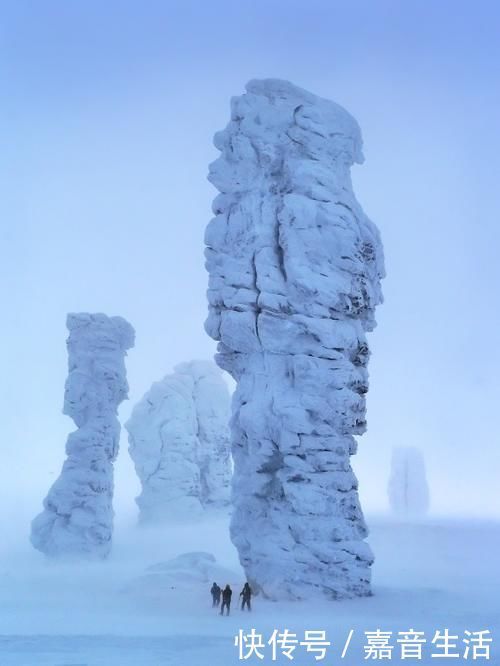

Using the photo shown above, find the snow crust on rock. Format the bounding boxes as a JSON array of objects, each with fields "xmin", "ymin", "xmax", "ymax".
[
  {"xmin": 31, "ymin": 313, "xmax": 135, "ymax": 559},
  {"xmin": 205, "ymin": 79, "xmax": 385, "ymax": 599},
  {"xmin": 125, "ymin": 360, "xmax": 232, "ymax": 524},
  {"xmin": 388, "ymin": 447, "xmax": 430, "ymax": 517},
  {"xmin": 124, "ymin": 552, "xmax": 238, "ymax": 605}
]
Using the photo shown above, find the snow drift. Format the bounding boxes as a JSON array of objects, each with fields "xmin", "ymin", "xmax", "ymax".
[
  {"xmin": 124, "ymin": 551, "xmax": 237, "ymax": 604},
  {"xmin": 205, "ymin": 79, "xmax": 385, "ymax": 599}
]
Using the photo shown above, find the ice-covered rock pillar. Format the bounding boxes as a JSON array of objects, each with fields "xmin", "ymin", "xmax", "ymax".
[
  {"xmin": 31, "ymin": 313, "xmax": 135, "ymax": 559},
  {"xmin": 125, "ymin": 360, "xmax": 232, "ymax": 524},
  {"xmin": 205, "ymin": 79, "xmax": 385, "ymax": 599},
  {"xmin": 179, "ymin": 360, "xmax": 232, "ymax": 508}
]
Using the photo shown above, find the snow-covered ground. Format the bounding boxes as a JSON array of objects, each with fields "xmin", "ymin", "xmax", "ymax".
[{"xmin": 0, "ymin": 515, "xmax": 498, "ymax": 664}]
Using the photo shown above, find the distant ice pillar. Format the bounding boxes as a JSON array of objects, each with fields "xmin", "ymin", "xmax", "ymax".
[
  {"xmin": 204, "ymin": 79, "xmax": 385, "ymax": 599},
  {"xmin": 125, "ymin": 360, "xmax": 231, "ymax": 524},
  {"xmin": 180, "ymin": 360, "xmax": 232, "ymax": 509},
  {"xmin": 388, "ymin": 447, "xmax": 430, "ymax": 517},
  {"xmin": 30, "ymin": 313, "xmax": 135, "ymax": 559}
]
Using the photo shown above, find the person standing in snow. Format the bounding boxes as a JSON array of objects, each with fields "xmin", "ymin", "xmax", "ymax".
[
  {"xmin": 210, "ymin": 582, "xmax": 221, "ymax": 607},
  {"xmin": 220, "ymin": 584, "xmax": 232, "ymax": 616},
  {"xmin": 240, "ymin": 582, "xmax": 252, "ymax": 611}
]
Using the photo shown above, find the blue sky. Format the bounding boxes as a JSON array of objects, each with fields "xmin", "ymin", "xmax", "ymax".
[{"xmin": 1, "ymin": 0, "xmax": 499, "ymax": 530}]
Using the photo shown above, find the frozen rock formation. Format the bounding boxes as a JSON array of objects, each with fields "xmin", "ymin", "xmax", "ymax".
[
  {"xmin": 205, "ymin": 79, "xmax": 385, "ymax": 599},
  {"xmin": 124, "ymin": 552, "xmax": 238, "ymax": 604},
  {"xmin": 388, "ymin": 447, "xmax": 430, "ymax": 517},
  {"xmin": 31, "ymin": 313, "xmax": 135, "ymax": 559},
  {"xmin": 125, "ymin": 360, "xmax": 232, "ymax": 524},
  {"xmin": 187, "ymin": 361, "xmax": 233, "ymax": 508}
]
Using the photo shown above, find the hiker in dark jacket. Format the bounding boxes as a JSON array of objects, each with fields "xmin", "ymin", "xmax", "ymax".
[
  {"xmin": 210, "ymin": 582, "xmax": 221, "ymax": 607},
  {"xmin": 240, "ymin": 582, "xmax": 252, "ymax": 611},
  {"xmin": 220, "ymin": 584, "xmax": 232, "ymax": 616}
]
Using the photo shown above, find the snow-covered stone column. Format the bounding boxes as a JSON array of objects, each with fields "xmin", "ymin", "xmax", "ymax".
[
  {"xmin": 125, "ymin": 360, "xmax": 231, "ymax": 524},
  {"xmin": 30, "ymin": 313, "xmax": 135, "ymax": 559},
  {"xmin": 179, "ymin": 360, "xmax": 232, "ymax": 508},
  {"xmin": 388, "ymin": 447, "xmax": 430, "ymax": 517},
  {"xmin": 205, "ymin": 79, "xmax": 385, "ymax": 599}
]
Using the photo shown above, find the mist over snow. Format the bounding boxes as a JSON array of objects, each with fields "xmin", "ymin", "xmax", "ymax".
[{"xmin": 1, "ymin": 516, "xmax": 500, "ymax": 664}]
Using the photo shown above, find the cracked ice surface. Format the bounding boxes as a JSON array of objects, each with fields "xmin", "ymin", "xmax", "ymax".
[
  {"xmin": 205, "ymin": 79, "xmax": 385, "ymax": 599},
  {"xmin": 126, "ymin": 360, "xmax": 232, "ymax": 524},
  {"xmin": 31, "ymin": 313, "xmax": 135, "ymax": 559}
]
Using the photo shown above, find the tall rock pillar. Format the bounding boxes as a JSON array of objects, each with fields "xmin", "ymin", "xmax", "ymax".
[
  {"xmin": 31, "ymin": 313, "xmax": 135, "ymax": 559},
  {"xmin": 205, "ymin": 79, "xmax": 385, "ymax": 599}
]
